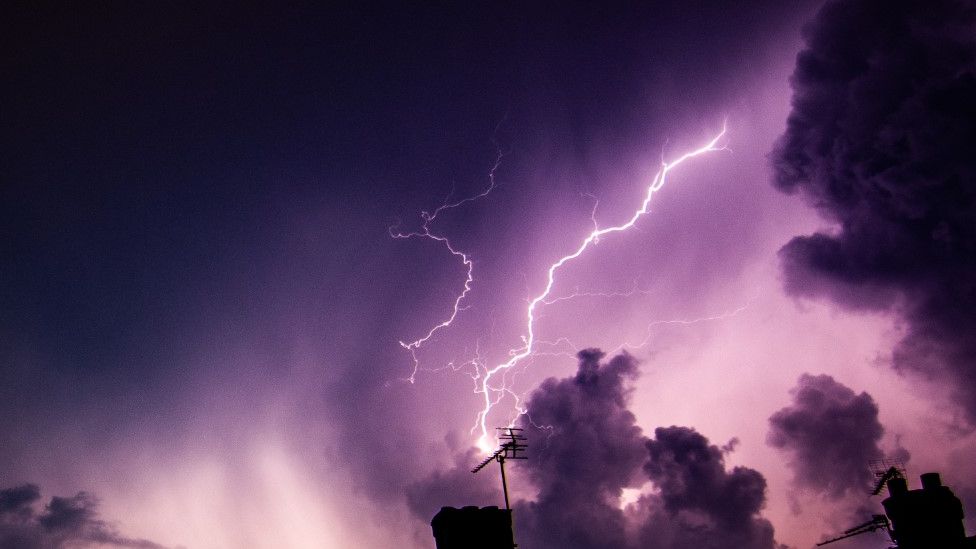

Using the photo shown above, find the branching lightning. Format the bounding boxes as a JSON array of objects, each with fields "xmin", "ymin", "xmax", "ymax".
[
  {"xmin": 533, "ymin": 300, "xmax": 754, "ymax": 359},
  {"xmin": 473, "ymin": 124, "xmax": 728, "ymax": 448},
  {"xmin": 389, "ymin": 153, "xmax": 503, "ymax": 383},
  {"xmin": 395, "ymin": 123, "xmax": 730, "ymax": 452}
]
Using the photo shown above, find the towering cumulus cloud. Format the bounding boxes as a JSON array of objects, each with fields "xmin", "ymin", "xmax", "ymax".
[
  {"xmin": 771, "ymin": 0, "xmax": 976, "ymax": 420},
  {"xmin": 637, "ymin": 427, "xmax": 778, "ymax": 549},
  {"xmin": 768, "ymin": 375, "xmax": 896, "ymax": 498},
  {"xmin": 407, "ymin": 350, "xmax": 780, "ymax": 548},
  {"xmin": 513, "ymin": 350, "xmax": 648, "ymax": 549},
  {"xmin": 511, "ymin": 350, "xmax": 779, "ymax": 549},
  {"xmin": 0, "ymin": 484, "xmax": 165, "ymax": 548}
]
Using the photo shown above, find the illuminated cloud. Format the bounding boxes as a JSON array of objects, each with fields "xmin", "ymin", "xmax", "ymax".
[{"xmin": 511, "ymin": 350, "xmax": 780, "ymax": 549}]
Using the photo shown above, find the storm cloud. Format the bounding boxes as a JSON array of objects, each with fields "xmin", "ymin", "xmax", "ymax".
[
  {"xmin": 767, "ymin": 374, "xmax": 898, "ymax": 499},
  {"xmin": 639, "ymin": 426, "xmax": 777, "ymax": 549},
  {"xmin": 771, "ymin": 0, "xmax": 976, "ymax": 420},
  {"xmin": 409, "ymin": 351, "xmax": 780, "ymax": 548},
  {"xmin": 508, "ymin": 350, "xmax": 780, "ymax": 549},
  {"xmin": 0, "ymin": 484, "xmax": 165, "ymax": 549},
  {"xmin": 513, "ymin": 349, "xmax": 648, "ymax": 549}
]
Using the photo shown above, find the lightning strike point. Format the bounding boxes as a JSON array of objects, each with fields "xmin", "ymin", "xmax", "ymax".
[{"xmin": 476, "ymin": 435, "xmax": 494, "ymax": 454}]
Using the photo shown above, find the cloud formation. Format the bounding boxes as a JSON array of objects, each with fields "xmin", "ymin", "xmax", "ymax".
[
  {"xmin": 511, "ymin": 350, "xmax": 779, "ymax": 549},
  {"xmin": 0, "ymin": 484, "xmax": 165, "ymax": 549},
  {"xmin": 513, "ymin": 349, "xmax": 647, "ymax": 549},
  {"xmin": 768, "ymin": 374, "xmax": 899, "ymax": 499},
  {"xmin": 771, "ymin": 0, "xmax": 976, "ymax": 420},
  {"xmin": 639, "ymin": 426, "xmax": 776, "ymax": 549},
  {"xmin": 407, "ymin": 350, "xmax": 780, "ymax": 548}
]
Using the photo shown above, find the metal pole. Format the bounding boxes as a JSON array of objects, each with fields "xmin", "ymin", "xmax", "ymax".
[{"xmin": 499, "ymin": 456, "xmax": 511, "ymax": 511}]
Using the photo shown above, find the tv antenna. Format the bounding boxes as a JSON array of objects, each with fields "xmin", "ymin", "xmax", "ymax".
[
  {"xmin": 815, "ymin": 458, "xmax": 907, "ymax": 547},
  {"xmin": 472, "ymin": 428, "xmax": 527, "ymax": 510},
  {"xmin": 869, "ymin": 459, "xmax": 907, "ymax": 496},
  {"xmin": 816, "ymin": 515, "xmax": 893, "ymax": 547}
]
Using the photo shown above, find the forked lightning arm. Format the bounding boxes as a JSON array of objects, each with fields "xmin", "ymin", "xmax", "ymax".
[
  {"xmin": 390, "ymin": 154, "xmax": 502, "ymax": 383},
  {"xmin": 394, "ymin": 124, "xmax": 729, "ymax": 450},
  {"xmin": 473, "ymin": 125, "xmax": 728, "ymax": 446}
]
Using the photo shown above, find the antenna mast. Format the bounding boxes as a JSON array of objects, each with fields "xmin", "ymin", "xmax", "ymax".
[
  {"xmin": 815, "ymin": 459, "xmax": 907, "ymax": 547},
  {"xmin": 869, "ymin": 459, "xmax": 907, "ymax": 496},
  {"xmin": 816, "ymin": 515, "xmax": 892, "ymax": 546},
  {"xmin": 472, "ymin": 428, "xmax": 527, "ymax": 510}
]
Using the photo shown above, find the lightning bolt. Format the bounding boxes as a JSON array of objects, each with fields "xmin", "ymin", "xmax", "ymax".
[
  {"xmin": 393, "ymin": 123, "xmax": 730, "ymax": 452},
  {"xmin": 473, "ymin": 124, "xmax": 729, "ymax": 449},
  {"xmin": 389, "ymin": 153, "xmax": 503, "ymax": 383}
]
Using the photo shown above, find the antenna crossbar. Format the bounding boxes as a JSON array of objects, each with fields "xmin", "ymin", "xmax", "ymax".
[
  {"xmin": 472, "ymin": 428, "xmax": 528, "ymax": 511},
  {"xmin": 869, "ymin": 459, "xmax": 907, "ymax": 496},
  {"xmin": 816, "ymin": 515, "xmax": 890, "ymax": 546}
]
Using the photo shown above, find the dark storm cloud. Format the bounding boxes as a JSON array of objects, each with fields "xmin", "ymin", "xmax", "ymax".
[
  {"xmin": 634, "ymin": 427, "xmax": 779, "ymax": 549},
  {"xmin": 507, "ymin": 350, "xmax": 779, "ymax": 549},
  {"xmin": 771, "ymin": 0, "xmax": 976, "ymax": 420},
  {"xmin": 0, "ymin": 484, "xmax": 39, "ymax": 516},
  {"xmin": 513, "ymin": 349, "xmax": 647, "ymax": 549},
  {"xmin": 641, "ymin": 426, "xmax": 776, "ymax": 548},
  {"xmin": 0, "ymin": 484, "xmax": 165, "ymax": 549},
  {"xmin": 767, "ymin": 374, "xmax": 898, "ymax": 499}
]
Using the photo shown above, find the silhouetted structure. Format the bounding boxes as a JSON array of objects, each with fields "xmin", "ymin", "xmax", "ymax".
[
  {"xmin": 428, "ymin": 429, "xmax": 526, "ymax": 549},
  {"xmin": 471, "ymin": 428, "xmax": 527, "ymax": 511},
  {"xmin": 882, "ymin": 472, "xmax": 974, "ymax": 549},
  {"xmin": 818, "ymin": 471, "xmax": 976, "ymax": 548},
  {"xmin": 870, "ymin": 461, "xmax": 906, "ymax": 496},
  {"xmin": 431, "ymin": 506, "xmax": 516, "ymax": 549},
  {"xmin": 817, "ymin": 515, "xmax": 891, "ymax": 546}
]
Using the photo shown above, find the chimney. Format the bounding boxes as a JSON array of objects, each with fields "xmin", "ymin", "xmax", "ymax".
[{"xmin": 920, "ymin": 472, "xmax": 942, "ymax": 491}]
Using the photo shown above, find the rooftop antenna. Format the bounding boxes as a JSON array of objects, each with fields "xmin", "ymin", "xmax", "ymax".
[
  {"xmin": 815, "ymin": 458, "xmax": 907, "ymax": 547},
  {"xmin": 816, "ymin": 515, "xmax": 893, "ymax": 547},
  {"xmin": 869, "ymin": 459, "xmax": 907, "ymax": 496},
  {"xmin": 472, "ymin": 428, "xmax": 527, "ymax": 511}
]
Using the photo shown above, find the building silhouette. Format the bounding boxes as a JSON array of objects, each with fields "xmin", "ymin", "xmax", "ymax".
[
  {"xmin": 881, "ymin": 472, "xmax": 975, "ymax": 549},
  {"xmin": 431, "ymin": 506, "xmax": 516, "ymax": 549},
  {"xmin": 821, "ymin": 471, "xmax": 976, "ymax": 548}
]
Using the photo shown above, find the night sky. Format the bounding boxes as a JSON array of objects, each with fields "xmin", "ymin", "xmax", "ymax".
[{"xmin": 2, "ymin": 2, "xmax": 975, "ymax": 548}]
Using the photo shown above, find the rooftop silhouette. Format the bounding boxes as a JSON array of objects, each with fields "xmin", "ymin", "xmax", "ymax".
[
  {"xmin": 819, "ymin": 471, "xmax": 976, "ymax": 548},
  {"xmin": 431, "ymin": 506, "xmax": 516, "ymax": 549}
]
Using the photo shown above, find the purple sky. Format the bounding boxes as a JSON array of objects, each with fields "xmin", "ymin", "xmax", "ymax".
[{"xmin": 3, "ymin": 2, "xmax": 975, "ymax": 548}]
